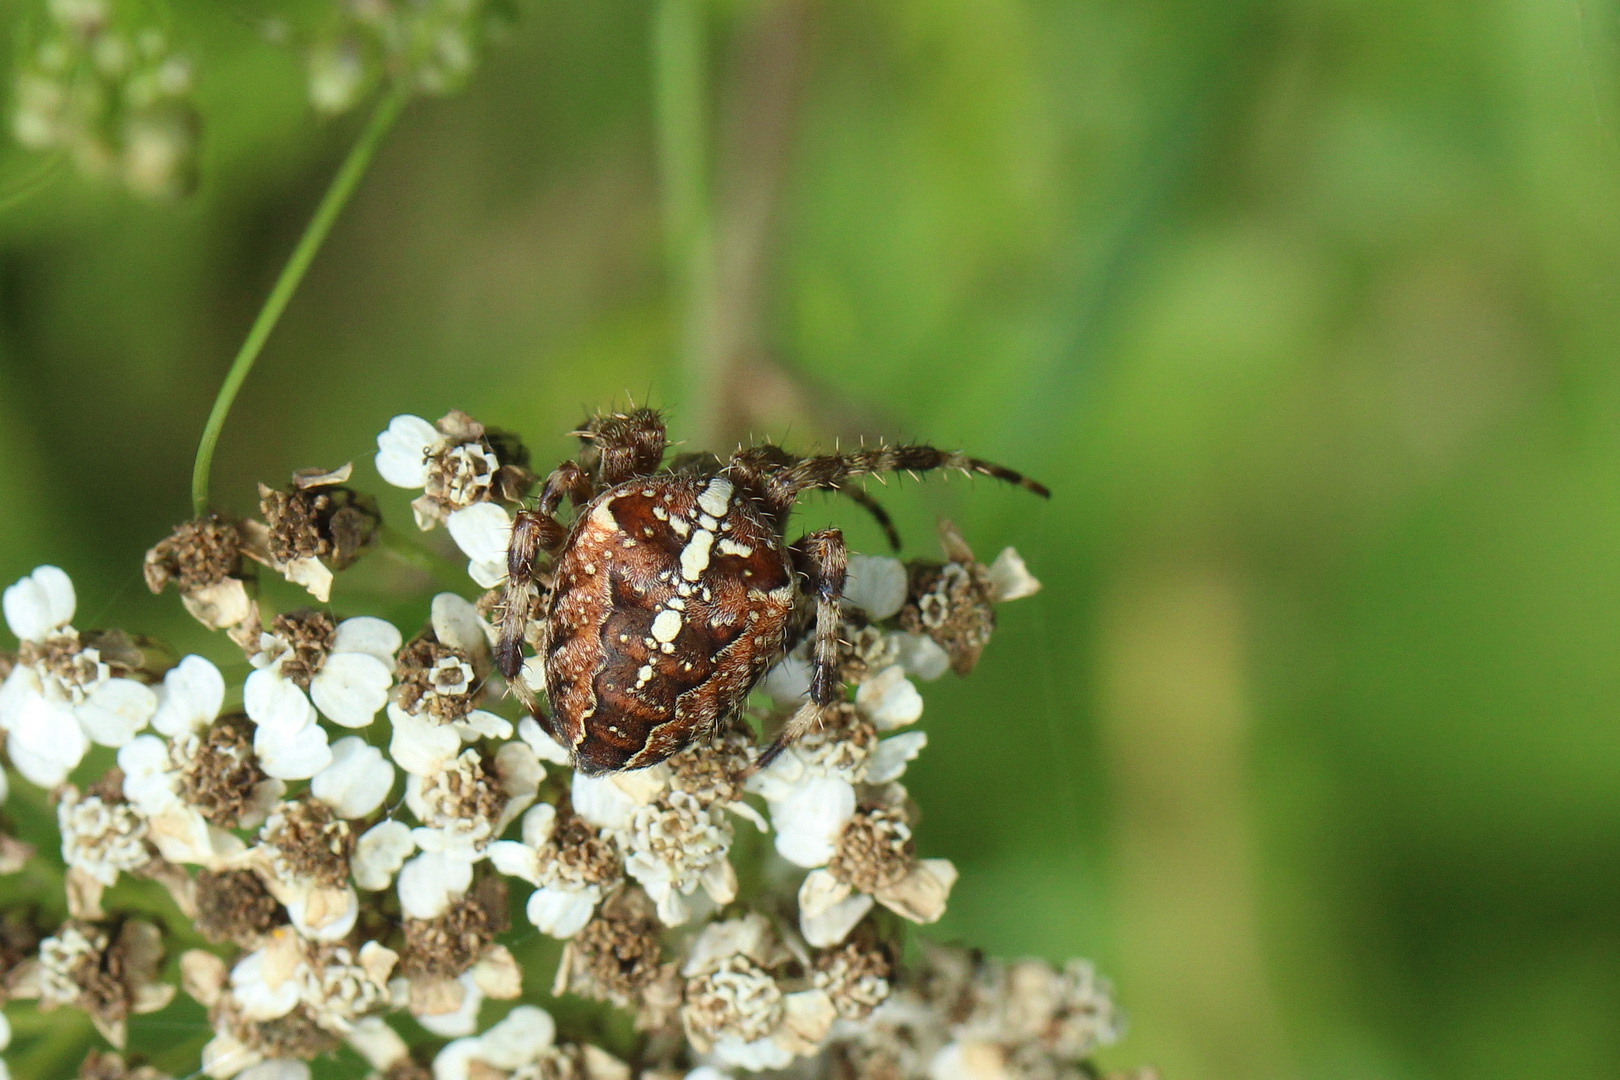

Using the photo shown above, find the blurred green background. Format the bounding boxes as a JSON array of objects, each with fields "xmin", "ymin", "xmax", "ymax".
[{"xmin": 3, "ymin": 1, "xmax": 1619, "ymax": 1077}]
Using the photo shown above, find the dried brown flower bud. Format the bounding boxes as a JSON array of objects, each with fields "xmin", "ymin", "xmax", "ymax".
[
  {"xmin": 554, "ymin": 887, "xmax": 664, "ymax": 1008},
  {"xmin": 194, "ymin": 869, "xmax": 286, "ymax": 948},
  {"xmin": 144, "ymin": 515, "xmax": 258, "ymax": 632},
  {"xmin": 400, "ymin": 874, "xmax": 509, "ymax": 983},
  {"xmin": 38, "ymin": 919, "xmax": 174, "ymax": 1048},
  {"xmin": 179, "ymin": 714, "xmax": 273, "ymax": 828}
]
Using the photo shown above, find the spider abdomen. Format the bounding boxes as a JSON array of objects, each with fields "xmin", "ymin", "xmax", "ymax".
[{"xmin": 542, "ymin": 475, "xmax": 795, "ymax": 773}]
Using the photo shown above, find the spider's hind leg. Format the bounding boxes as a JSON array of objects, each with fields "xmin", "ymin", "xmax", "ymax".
[{"xmin": 757, "ymin": 527, "xmax": 848, "ymax": 770}]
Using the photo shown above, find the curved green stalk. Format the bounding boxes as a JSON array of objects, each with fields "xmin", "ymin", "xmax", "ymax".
[
  {"xmin": 190, "ymin": 85, "xmax": 409, "ymax": 516},
  {"xmin": 652, "ymin": 0, "xmax": 719, "ymax": 446}
]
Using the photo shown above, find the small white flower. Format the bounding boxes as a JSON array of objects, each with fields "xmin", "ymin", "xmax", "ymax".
[
  {"xmin": 353, "ymin": 819, "xmax": 415, "ymax": 891},
  {"xmin": 245, "ymin": 615, "xmax": 399, "ymax": 780},
  {"xmin": 985, "ymin": 546, "xmax": 1042, "ymax": 603},
  {"xmin": 310, "ymin": 737, "xmax": 395, "ymax": 819},
  {"xmin": 489, "ymin": 803, "xmax": 615, "ymax": 938},
  {"xmin": 855, "ymin": 665, "xmax": 923, "ymax": 729},
  {"xmin": 375, "ymin": 414, "xmax": 442, "ymax": 489},
  {"xmin": 844, "ymin": 555, "xmax": 908, "ymax": 619},
  {"xmin": 445, "ymin": 503, "xmax": 511, "ymax": 588},
  {"xmin": 432, "ymin": 1003, "xmax": 557, "ymax": 1077},
  {"xmin": 0, "ymin": 566, "xmax": 157, "ymax": 786},
  {"xmin": 397, "ymin": 849, "xmax": 476, "ymax": 920}
]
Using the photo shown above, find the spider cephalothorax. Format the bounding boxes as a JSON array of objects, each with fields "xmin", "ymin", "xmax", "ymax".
[{"xmin": 497, "ymin": 408, "xmax": 1048, "ymax": 775}]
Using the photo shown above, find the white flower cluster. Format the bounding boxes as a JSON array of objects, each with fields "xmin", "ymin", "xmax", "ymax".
[
  {"xmin": 307, "ymin": 0, "xmax": 515, "ymax": 117},
  {"xmin": 10, "ymin": 0, "xmax": 200, "ymax": 197},
  {"xmin": 0, "ymin": 408, "xmax": 1127, "ymax": 1080}
]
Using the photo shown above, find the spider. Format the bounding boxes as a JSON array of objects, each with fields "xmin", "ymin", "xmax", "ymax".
[{"xmin": 496, "ymin": 407, "xmax": 1048, "ymax": 775}]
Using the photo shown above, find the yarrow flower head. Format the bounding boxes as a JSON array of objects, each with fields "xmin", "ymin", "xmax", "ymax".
[
  {"xmin": 11, "ymin": 0, "xmax": 202, "ymax": 197},
  {"xmin": 0, "ymin": 566, "xmax": 157, "ymax": 787},
  {"xmin": 0, "ymin": 405, "xmax": 1134, "ymax": 1080},
  {"xmin": 375, "ymin": 410, "xmax": 534, "ymax": 586}
]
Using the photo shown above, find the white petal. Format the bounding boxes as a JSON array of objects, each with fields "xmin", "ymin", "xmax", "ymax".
[
  {"xmin": 432, "ymin": 1038, "xmax": 481, "ymax": 1080},
  {"xmin": 456, "ymin": 709, "xmax": 512, "ymax": 742},
  {"xmin": 311, "ymin": 737, "xmax": 395, "ymax": 818},
  {"xmin": 388, "ymin": 706, "xmax": 462, "ymax": 776},
  {"xmin": 712, "ymin": 1036, "xmax": 792, "ymax": 1072},
  {"xmin": 117, "ymin": 735, "xmax": 177, "ymax": 811},
  {"xmin": 431, "ymin": 593, "xmax": 491, "ymax": 657},
  {"xmin": 152, "ymin": 655, "xmax": 224, "ymax": 737},
  {"xmin": 520, "ymin": 802, "xmax": 557, "ymax": 848},
  {"xmin": 855, "ymin": 665, "xmax": 923, "ymax": 729},
  {"xmin": 244, "ymin": 669, "xmax": 316, "ymax": 731},
  {"xmin": 398, "ymin": 851, "xmax": 474, "ymax": 919},
  {"xmin": 76, "ymin": 678, "xmax": 157, "ymax": 747},
  {"xmin": 237, "ymin": 1062, "xmax": 311, "ymax": 1080},
  {"xmin": 353, "ymin": 820, "xmax": 415, "ymax": 891},
  {"xmin": 287, "ymin": 886, "xmax": 359, "ymax": 940},
  {"xmin": 526, "ymin": 884, "xmax": 600, "ymax": 938},
  {"xmin": 486, "ymin": 840, "xmax": 540, "ymax": 883},
  {"xmin": 3, "ymin": 565, "xmax": 75, "ymax": 642},
  {"xmin": 332, "ymin": 617, "xmax": 402, "ymax": 664},
  {"xmin": 799, "ymin": 876, "xmax": 872, "ymax": 947},
  {"xmin": 416, "ymin": 975, "xmax": 483, "ymax": 1038},
  {"xmin": 843, "ymin": 555, "xmax": 908, "ymax": 620},
  {"xmin": 986, "ymin": 546, "xmax": 1042, "ymax": 603},
  {"xmin": 480, "ymin": 1005, "xmax": 557, "ymax": 1068},
  {"xmin": 867, "ymin": 731, "xmax": 928, "ymax": 784},
  {"xmin": 894, "ymin": 632, "xmax": 951, "ymax": 681},
  {"xmin": 570, "ymin": 772, "xmax": 637, "ymax": 831},
  {"xmin": 758, "ymin": 656, "xmax": 811, "ymax": 704},
  {"xmin": 254, "ymin": 719, "xmax": 332, "ymax": 781},
  {"xmin": 518, "ymin": 716, "xmax": 571, "ymax": 765},
  {"xmin": 7, "ymin": 693, "xmax": 88, "ymax": 787},
  {"xmin": 446, "ymin": 504, "xmax": 511, "ymax": 567},
  {"xmin": 770, "ymin": 775, "xmax": 856, "ymax": 868},
  {"xmin": 310, "ymin": 652, "xmax": 392, "ymax": 728},
  {"xmin": 347, "ymin": 1015, "xmax": 409, "ymax": 1071},
  {"xmin": 375, "ymin": 414, "xmax": 439, "ymax": 489},
  {"xmin": 467, "ymin": 558, "xmax": 507, "ymax": 590},
  {"xmin": 0, "ymin": 665, "xmax": 42, "ymax": 730},
  {"xmin": 874, "ymin": 858, "xmax": 957, "ymax": 924},
  {"xmin": 231, "ymin": 949, "xmax": 301, "ymax": 1020}
]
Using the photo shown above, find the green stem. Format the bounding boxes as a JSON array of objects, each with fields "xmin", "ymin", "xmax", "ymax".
[
  {"xmin": 652, "ymin": 0, "xmax": 720, "ymax": 445},
  {"xmin": 190, "ymin": 85, "xmax": 409, "ymax": 517}
]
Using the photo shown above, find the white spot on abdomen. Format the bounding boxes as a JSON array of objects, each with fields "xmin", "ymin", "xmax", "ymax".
[
  {"xmin": 698, "ymin": 478, "xmax": 733, "ymax": 518},
  {"xmin": 680, "ymin": 530, "xmax": 714, "ymax": 581},
  {"xmin": 651, "ymin": 609, "xmax": 682, "ymax": 643},
  {"xmin": 718, "ymin": 539, "xmax": 753, "ymax": 557}
]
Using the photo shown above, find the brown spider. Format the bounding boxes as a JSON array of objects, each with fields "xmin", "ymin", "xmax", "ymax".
[{"xmin": 497, "ymin": 408, "xmax": 1048, "ymax": 775}]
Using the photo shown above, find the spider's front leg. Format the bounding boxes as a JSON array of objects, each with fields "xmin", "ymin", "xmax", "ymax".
[
  {"xmin": 495, "ymin": 508, "xmax": 563, "ymax": 684},
  {"xmin": 576, "ymin": 406, "xmax": 668, "ymax": 486},
  {"xmin": 759, "ymin": 527, "xmax": 848, "ymax": 769}
]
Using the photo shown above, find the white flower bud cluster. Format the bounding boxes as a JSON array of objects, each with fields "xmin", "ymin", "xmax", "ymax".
[
  {"xmin": 0, "ymin": 407, "xmax": 1130, "ymax": 1080},
  {"xmin": 307, "ymin": 0, "xmax": 515, "ymax": 115},
  {"xmin": 10, "ymin": 0, "xmax": 200, "ymax": 197}
]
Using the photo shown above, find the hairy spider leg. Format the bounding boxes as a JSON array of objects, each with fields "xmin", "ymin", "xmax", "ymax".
[
  {"xmin": 767, "ymin": 443, "xmax": 1051, "ymax": 507},
  {"xmin": 757, "ymin": 527, "xmax": 848, "ymax": 770}
]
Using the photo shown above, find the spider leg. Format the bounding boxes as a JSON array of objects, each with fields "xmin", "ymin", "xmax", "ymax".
[
  {"xmin": 767, "ymin": 444, "xmax": 1050, "ymax": 509},
  {"xmin": 496, "ymin": 508, "xmax": 565, "ymax": 680},
  {"xmin": 833, "ymin": 483, "xmax": 902, "ymax": 551},
  {"xmin": 758, "ymin": 528, "xmax": 847, "ymax": 769},
  {"xmin": 539, "ymin": 459, "xmax": 594, "ymax": 515},
  {"xmin": 576, "ymin": 406, "xmax": 668, "ymax": 487}
]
